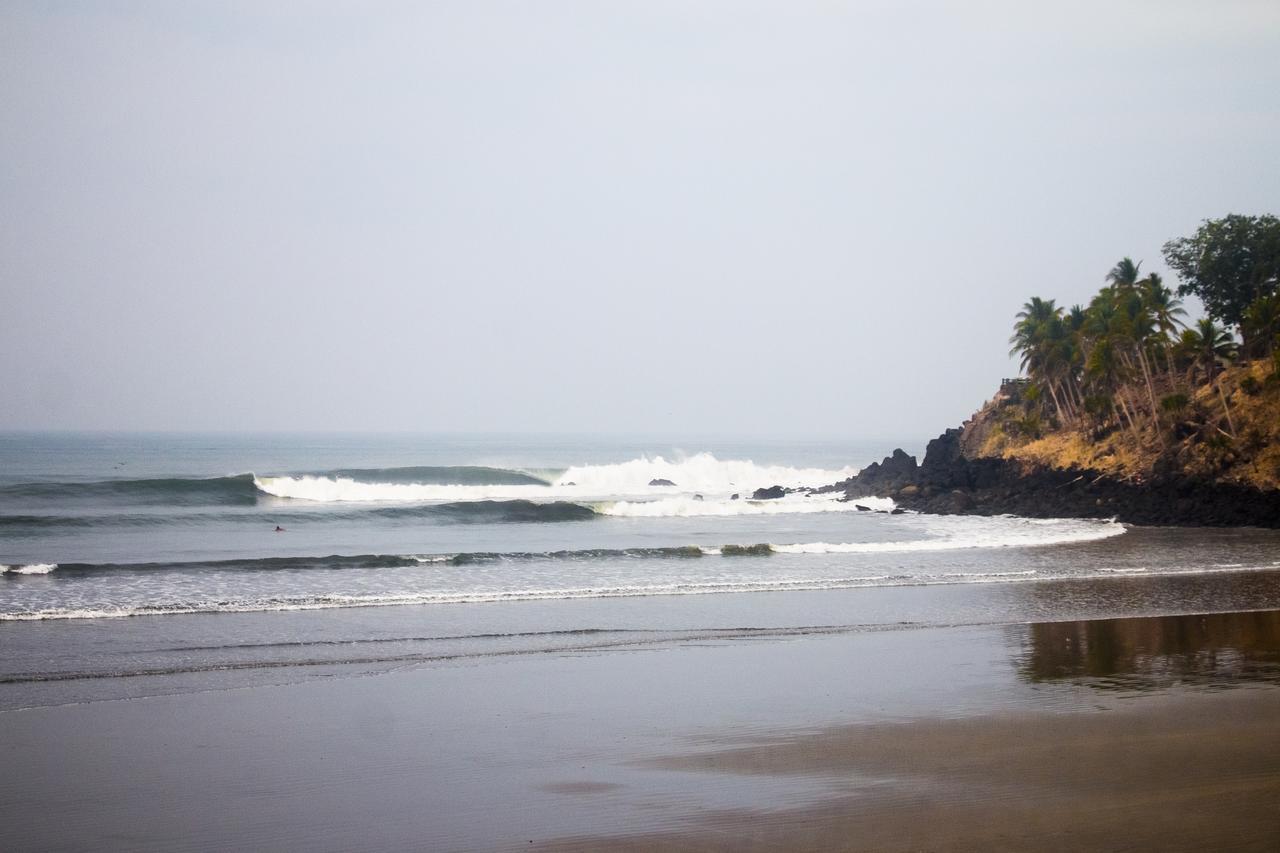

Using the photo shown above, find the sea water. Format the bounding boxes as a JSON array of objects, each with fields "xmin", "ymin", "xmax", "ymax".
[{"xmin": 3, "ymin": 432, "xmax": 1279, "ymax": 709}]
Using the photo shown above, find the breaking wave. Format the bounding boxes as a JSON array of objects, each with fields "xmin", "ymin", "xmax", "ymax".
[
  {"xmin": 0, "ymin": 563, "xmax": 57, "ymax": 575},
  {"xmin": 552, "ymin": 453, "xmax": 857, "ymax": 493},
  {"xmin": 254, "ymin": 453, "xmax": 857, "ymax": 504}
]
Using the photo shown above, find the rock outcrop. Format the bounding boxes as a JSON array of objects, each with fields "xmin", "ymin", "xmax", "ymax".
[
  {"xmin": 751, "ymin": 485, "xmax": 787, "ymax": 500},
  {"xmin": 832, "ymin": 427, "xmax": 1280, "ymax": 527}
]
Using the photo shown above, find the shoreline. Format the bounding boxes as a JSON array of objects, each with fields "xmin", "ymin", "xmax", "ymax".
[{"xmin": 2, "ymin": 605, "xmax": 1278, "ymax": 850}]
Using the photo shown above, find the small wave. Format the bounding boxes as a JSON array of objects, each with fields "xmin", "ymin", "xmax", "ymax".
[
  {"xmin": 941, "ymin": 570, "xmax": 1037, "ymax": 578},
  {"xmin": 0, "ymin": 563, "xmax": 57, "ymax": 575},
  {"xmin": 772, "ymin": 517, "xmax": 1125, "ymax": 555},
  {"xmin": 0, "ymin": 577, "xmax": 911, "ymax": 621},
  {"xmin": 7, "ymin": 561, "xmax": 1278, "ymax": 621},
  {"xmin": 48, "ymin": 554, "xmax": 427, "ymax": 574}
]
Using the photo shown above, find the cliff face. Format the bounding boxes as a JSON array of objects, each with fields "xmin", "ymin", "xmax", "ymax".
[{"xmin": 833, "ymin": 363, "xmax": 1280, "ymax": 527}]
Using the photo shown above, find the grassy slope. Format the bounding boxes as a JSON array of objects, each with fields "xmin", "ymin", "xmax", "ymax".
[{"xmin": 969, "ymin": 361, "xmax": 1280, "ymax": 491}]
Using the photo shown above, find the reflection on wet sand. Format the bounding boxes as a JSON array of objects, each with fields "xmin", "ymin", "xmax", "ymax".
[
  {"xmin": 542, "ymin": 610, "xmax": 1280, "ymax": 851},
  {"xmin": 1019, "ymin": 608, "xmax": 1280, "ymax": 690}
]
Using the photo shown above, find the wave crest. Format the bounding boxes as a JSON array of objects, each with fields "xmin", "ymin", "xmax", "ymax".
[{"xmin": 1, "ymin": 563, "xmax": 58, "ymax": 575}]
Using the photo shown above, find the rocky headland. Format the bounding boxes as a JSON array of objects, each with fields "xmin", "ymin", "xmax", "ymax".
[{"xmin": 820, "ymin": 363, "xmax": 1280, "ymax": 528}]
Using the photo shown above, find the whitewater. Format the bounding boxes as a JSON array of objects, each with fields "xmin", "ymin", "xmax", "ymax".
[{"xmin": 251, "ymin": 452, "xmax": 861, "ymax": 505}]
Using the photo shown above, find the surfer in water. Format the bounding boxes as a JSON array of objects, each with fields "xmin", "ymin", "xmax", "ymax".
[{"xmin": 274, "ymin": 526, "xmax": 285, "ymax": 532}]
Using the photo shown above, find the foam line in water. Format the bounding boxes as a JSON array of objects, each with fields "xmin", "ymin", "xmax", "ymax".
[{"xmin": 772, "ymin": 516, "xmax": 1126, "ymax": 554}]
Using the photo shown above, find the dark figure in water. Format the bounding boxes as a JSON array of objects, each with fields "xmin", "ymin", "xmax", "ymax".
[{"xmin": 274, "ymin": 526, "xmax": 285, "ymax": 532}]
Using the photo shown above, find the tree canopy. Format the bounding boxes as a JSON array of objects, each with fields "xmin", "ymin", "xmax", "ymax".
[{"xmin": 1161, "ymin": 214, "xmax": 1280, "ymax": 340}]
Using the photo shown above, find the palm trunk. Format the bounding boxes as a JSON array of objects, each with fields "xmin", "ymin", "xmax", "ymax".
[
  {"xmin": 1046, "ymin": 381, "xmax": 1066, "ymax": 425},
  {"xmin": 1216, "ymin": 377, "xmax": 1237, "ymax": 438},
  {"xmin": 1135, "ymin": 347, "xmax": 1165, "ymax": 446},
  {"xmin": 1116, "ymin": 391, "xmax": 1140, "ymax": 437}
]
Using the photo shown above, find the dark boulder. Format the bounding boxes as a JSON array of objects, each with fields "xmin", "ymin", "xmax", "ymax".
[
  {"xmin": 648, "ymin": 478, "xmax": 677, "ymax": 487},
  {"xmin": 751, "ymin": 485, "xmax": 787, "ymax": 500}
]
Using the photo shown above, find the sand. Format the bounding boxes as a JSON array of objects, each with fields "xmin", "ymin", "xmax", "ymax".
[
  {"xmin": 547, "ymin": 689, "xmax": 1280, "ymax": 851},
  {"xmin": 1, "ymin": 609, "xmax": 1278, "ymax": 851}
]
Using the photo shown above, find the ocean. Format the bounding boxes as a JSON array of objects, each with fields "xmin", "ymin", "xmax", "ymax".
[{"xmin": 3, "ymin": 432, "xmax": 1280, "ymax": 710}]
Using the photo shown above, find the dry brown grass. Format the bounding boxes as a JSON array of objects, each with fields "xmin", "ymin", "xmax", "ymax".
[{"xmin": 970, "ymin": 360, "xmax": 1280, "ymax": 490}]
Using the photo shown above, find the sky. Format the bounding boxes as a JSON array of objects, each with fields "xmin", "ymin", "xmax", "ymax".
[{"xmin": 2, "ymin": 1, "xmax": 1278, "ymax": 438}]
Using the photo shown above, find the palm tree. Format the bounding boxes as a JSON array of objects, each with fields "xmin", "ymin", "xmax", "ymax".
[
  {"xmin": 1083, "ymin": 285, "xmax": 1162, "ymax": 436},
  {"xmin": 1085, "ymin": 337, "xmax": 1138, "ymax": 435},
  {"xmin": 1106, "ymin": 257, "xmax": 1142, "ymax": 291},
  {"xmin": 1010, "ymin": 298, "xmax": 1071, "ymax": 422},
  {"xmin": 1184, "ymin": 319, "xmax": 1239, "ymax": 436},
  {"xmin": 1142, "ymin": 272, "xmax": 1187, "ymax": 379},
  {"xmin": 1185, "ymin": 319, "xmax": 1236, "ymax": 381}
]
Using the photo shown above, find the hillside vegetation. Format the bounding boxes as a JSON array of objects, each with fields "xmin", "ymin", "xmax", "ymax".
[
  {"xmin": 989, "ymin": 214, "xmax": 1280, "ymax": 491},
  {"xmin": 970, "ymin": 359, "xmax": 1280, "ymax": 490}
]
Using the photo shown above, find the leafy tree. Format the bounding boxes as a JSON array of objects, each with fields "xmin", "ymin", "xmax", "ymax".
[
  {"xmin": 1242, "ymin": 293, "xmax": 1280, "ymax": 358},
  {"xmin": 1162, "ymin": 214, "xmax": 1280, "ymax": 343}
]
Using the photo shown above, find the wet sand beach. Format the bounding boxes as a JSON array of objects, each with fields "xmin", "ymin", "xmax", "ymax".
[
  {"xmin": 552, "ymin": 688, "xmax": 1280, "ymax": 851},
  {"xmin": 2, "ymin": 604, "xmax": 1279, "ymax": 851}
]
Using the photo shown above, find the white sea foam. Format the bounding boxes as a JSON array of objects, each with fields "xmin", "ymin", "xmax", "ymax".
[
  {"xmin": 772, "ymin": 516, "xmax": 1126, "ymax": 554},
  {"xmin": 600, "ymin": 493, "xmax": 892, "ymax": 518},
  {"xmin": 553, "ymin": 453, "xmax": 858, "ymax": 493},
  {"xmin": 0, "ymin": 563, "xmax": 57, "ymax": 575},
  {"xmin": 254, "ymin": 452, "xmax": 859, "ymax": 505}
]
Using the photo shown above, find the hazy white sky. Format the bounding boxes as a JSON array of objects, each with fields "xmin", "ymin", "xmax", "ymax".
[{"xmin": 2, "ymin": 1, "xmax": 1277, "ymax": 437}]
